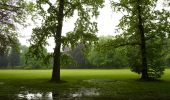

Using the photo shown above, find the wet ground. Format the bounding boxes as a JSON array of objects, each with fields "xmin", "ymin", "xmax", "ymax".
[
  {"xmin": 0, "ymin": 79, "xmax": 103, "ymax": 100},
  {"xmin": 16, "ymin": 88, "xmax": 99, "ymax": 100},
  {"xmin": 1, "ymin": 79, "xmax": 170, "ymax": 100}
]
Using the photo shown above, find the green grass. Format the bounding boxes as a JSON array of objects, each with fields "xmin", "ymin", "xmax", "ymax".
[{"xmin": 0, "ymin": 69, "xmax": 170, "ymax": 99}]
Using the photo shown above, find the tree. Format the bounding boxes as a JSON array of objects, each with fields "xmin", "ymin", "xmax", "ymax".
[
  {"xmin": 20, "ymin": 45, "xmax": 29, "ymax": 67},
  {"xmin": 62, "ymin": 43, "xmax": 92, "ymax": 69},
  {"xmin": 0, "ymin": 0, "xmax": 34, "ymax": 57},
  {"xmin": 29, "ymin": 0, "xmax": 104, "ymax": 82},
  {"xmin": 8, "ymin": 39, "xmax": 21, "ymax": 68},
  {"xmin": 0, "ymin": 53, "xmax": 8, "ymax": 68},
  {"xmin": 111, "ymin": 0, "xmax": 170, "ymax": 80},
  {"xmin": 136, "ymin": 0, "xmax": 148, "ymax": 79},
  {"xmin": 20, "ymin": 45, "xmax": 51, "ymax": 69}
]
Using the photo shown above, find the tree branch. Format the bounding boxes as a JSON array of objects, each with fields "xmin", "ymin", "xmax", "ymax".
[
  {"xmin": 105, "ymin": 41, "xmax": 140, "ymax": 48},
  {"xmin": 0, "ymin": 3, "xmax": 21, "ymax": 11},
  {"xmin": 63, "ymin": 2, "xmax": 77, "ymax": 16}
]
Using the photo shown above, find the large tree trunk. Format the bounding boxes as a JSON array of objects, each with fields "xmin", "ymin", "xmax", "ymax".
[
  {"xmin": 137, "ymin": 1, "xmax": 149, "ymax": 80},
  {"xmin": 51, "ymin": 0, "xmax": 64, "ymax": 82}
]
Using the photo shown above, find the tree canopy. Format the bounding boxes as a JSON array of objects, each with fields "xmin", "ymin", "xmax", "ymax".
[
  {"xmin": 28, "ymin": 0, "xmax": 104, "ymax": 82},
  {"xmin": 111, "ymin": 0, "xmax": 170, "ymax": 79},
  {"xmin": 0, "ymin": 0, "xmax": 34, "ymax": 56}
]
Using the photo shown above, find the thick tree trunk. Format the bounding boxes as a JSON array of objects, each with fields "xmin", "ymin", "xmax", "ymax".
[
  {"xmin": 137, "ymin": 1, "xmax": 149, "ymax": 80},
  {"xmin": 51, "ymin": 0, "xmax": 64, "ymax": 82},
  {"xmin": 51, "ymin": 45, "xmax": 61, "ymax": 82}
]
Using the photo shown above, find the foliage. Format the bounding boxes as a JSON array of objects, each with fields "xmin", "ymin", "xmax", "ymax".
[
  {"xmin": 0, "ymin": 38, "xmax": 20, "ymax": 68},
  {"xmin": 60, "ymin": 53, "xmax": 75, "ymax": 68},
  {"xmin": 0, "ymin": 0, "xmax": 35, "ymax": 56},
  {"xmin": 8, "ymin": 39, "xmax": 21, "ymax": 68},
  {"xmin": 62, "ymin": 43, "xmax": 93, "ymax": 69},
  {"xmin": 87, "ymin": 37, "xmax": 129, "ymax": 68},
  {"xmin": 29, "ymin": 0, "xmax": 104, "ymax": 61},
  {"xmin": 22, "ymin": 45, "xmax": 52, "ymax": 69},
  {"xmin": 28, "ymin": 0, "xmax": 104, "ymax": 81},
  {"xmin": 111, "ymin": 0, "xmax": 170, "ymax": 78}
]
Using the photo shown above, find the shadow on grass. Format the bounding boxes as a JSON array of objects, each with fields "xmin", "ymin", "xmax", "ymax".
[
  {"xmin": 136, "ymin": 78, "xmax": 166, "ymax": 83},
  {"xmin": 49, "ymin": 80, "xmax": 67, "ymax": 84}
]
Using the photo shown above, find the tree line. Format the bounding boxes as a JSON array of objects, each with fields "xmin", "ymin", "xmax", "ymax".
[{"xmin": 1, "ymin": 36, "xmax": 170, "ymax": 71}]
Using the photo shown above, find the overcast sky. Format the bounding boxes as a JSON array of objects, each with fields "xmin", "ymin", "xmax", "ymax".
[{"xmin": 18, "ymin": 0, "xmax": 168, "ymax": 52}]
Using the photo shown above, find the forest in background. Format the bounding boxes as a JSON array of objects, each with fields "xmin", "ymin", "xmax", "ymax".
[{"xmin": 1, "ymin": 36, "xmax": 170, "ymax": 69}]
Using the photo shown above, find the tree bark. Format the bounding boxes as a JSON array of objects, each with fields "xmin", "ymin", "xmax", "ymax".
[
  {"xmin": 51, "ymin": 0, "xmax": 64, "ymax": 82},
  {"xmin": 137, "ymin": 1, "xmax": 149, "ymax": 80}
]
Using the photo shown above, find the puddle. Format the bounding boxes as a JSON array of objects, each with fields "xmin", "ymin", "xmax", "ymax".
[
  {"xmin": 17, "ymin": 88, "xmax": 100, "ymax": 100},
  {"xmin": 18, "ymin": 91, "xmax": 53, "ymax": 100},
  {"xmin": 71, "ymin": 88, "xmax": 99, "ymax": 97}
]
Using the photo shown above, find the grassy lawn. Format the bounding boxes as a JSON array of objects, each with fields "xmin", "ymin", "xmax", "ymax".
[{"xmin": 0, "ymin": 69, "xmax": 170, "ymax": 99}]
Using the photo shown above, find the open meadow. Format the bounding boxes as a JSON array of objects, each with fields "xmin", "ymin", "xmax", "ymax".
[{"xmin": 0, "ymin": 69, "xmax": 170, "ymax": 100}]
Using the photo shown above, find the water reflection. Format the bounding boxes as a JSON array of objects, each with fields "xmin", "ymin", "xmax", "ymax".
[
  {"xmin": 18, "ymin": 91, "xmax": 53, "ymax": 100},
  {"xmin": 71, "ymin": 88, "xmax": 99, "ymax": 97},
  {"xmin": 17, "ymin": 88, "xmax": 99, "ymax": 100}
]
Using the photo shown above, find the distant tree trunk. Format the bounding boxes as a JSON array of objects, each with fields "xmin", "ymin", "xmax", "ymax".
[
  {"xmin": 137, "ymin": 1, "xmax": 149, "ymax": 80},
  {"xmin": 51, "ymin": 0, "xmax": 64, "ymax": 82},
  {"xmin": 0, "ymin": 54, "xmax": 8, "ymax": 68}
]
